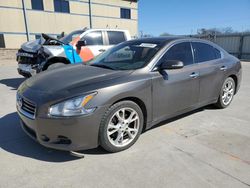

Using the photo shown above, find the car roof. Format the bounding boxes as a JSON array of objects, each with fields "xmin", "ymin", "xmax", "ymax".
[
  {"xmin": 130, "ymin": 36, "xmax": 191, "ymax": 45},
  {"xmin": 135, "ymin": 36, "xmax": 182, "ymax": 42},
  {"xmin": 134, "ymin": 36, "xmax": 221, "ymax": 43},
  {"xmin": 130, "ymin": 37, "xmax": 225, "ymax": 51}
]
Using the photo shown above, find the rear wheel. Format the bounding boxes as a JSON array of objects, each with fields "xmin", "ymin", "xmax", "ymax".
[
  {"xmin": 47, "ymin": 62, "xmax": 65, "ymax": 70},
  {"xmin": 99, "ymin": 101, "xmax": 144, "ymax": 153},
  {"xmin": 215, "ymin": 77, "xmax": 235, "ymax": 108}
]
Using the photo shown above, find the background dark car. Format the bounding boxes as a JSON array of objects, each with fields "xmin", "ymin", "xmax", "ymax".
[{"xmin": 17, "ymin": 37, "xmax": 242, "ymax": 152}]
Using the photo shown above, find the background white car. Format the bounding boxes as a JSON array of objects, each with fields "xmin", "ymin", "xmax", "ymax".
[{"xmin": 16, "ymin": 28, "xmax": 131, "ymax": 77}]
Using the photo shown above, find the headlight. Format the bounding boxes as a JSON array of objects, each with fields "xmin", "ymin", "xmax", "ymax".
[{"xmin": 49, "ymin": 93, "xmax": 97, "ymax": 117}]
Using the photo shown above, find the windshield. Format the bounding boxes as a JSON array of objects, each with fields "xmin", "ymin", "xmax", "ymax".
[
  {"xmin": 60, "ymin": 30, "xmax": 85, "ymax": 44},
  {"xmin": 89, "ymin": 40, "xmax": 165, "ymax": 70}
]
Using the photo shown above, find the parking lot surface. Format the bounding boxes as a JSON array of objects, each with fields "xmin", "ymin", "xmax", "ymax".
[{"xmin": 0, "ymin": 59, "xmax": 250, "ymax": 188}]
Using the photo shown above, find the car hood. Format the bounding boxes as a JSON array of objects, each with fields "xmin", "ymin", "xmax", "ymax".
[
  {"xmin": 24, "ymin": 64, "xmax": 132, "ymax": 94},
  {"xmin": 20, "ymin": 34, "xmax": 63, "ymax": 53},
  {"xmin": 21, "ymin": 39, "xmax": 43, "ymax": 53}
]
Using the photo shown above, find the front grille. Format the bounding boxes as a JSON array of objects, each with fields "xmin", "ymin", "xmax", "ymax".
[
  {"xmin": 17, "ymin": 49, "xmax": 37, "ymax": 65},
  {"xmin": 21, "ymin": 98, "xmax": 36, "ymax": 119},
  {"xmin": 18, "ymin": 56, "xmax": 36, "ymax": 64}
]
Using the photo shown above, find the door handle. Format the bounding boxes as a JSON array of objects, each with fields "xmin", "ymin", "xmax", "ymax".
[
  {"xmin": 220, "ymin": 65, "xmax": 227, "ymax": 71},
  {"xmin": 189, "ymin": 72, "xmax": 199, "ymax": 78},
  {"xmin": 98, "ymin": 49, "xmax": 106, "ymax": 52}
]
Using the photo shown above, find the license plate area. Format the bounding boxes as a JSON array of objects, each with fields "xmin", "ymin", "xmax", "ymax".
[{"xmin": 18, "ymin": 64, "xmax": 32, "ymax": 72}]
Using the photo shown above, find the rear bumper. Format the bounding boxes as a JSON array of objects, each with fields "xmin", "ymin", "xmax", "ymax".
[{"xmin": 17, "ymin": 105, "xmax": 108, "ymax": 151}]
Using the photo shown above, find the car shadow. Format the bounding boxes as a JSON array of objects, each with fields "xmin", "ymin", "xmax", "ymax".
[
  {"xmin": 0, "ymin": 78, "xmax": 26, "ymax": 90},
  {"xmin": 0, "ymin": 112, "xmax": 81, "ymax": 162},
  {"xmin": 146, "ymin": 104, "xmax": 217, "ymax": 132},
  {"xmin": 0, "ymin": 105, "xmax": 217, "ymax": 162}
]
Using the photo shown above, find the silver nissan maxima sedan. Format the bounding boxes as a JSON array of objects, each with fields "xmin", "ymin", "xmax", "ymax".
[{"xmin": 17, "ymin": 37, "xmax": 242, "ymax": 152}]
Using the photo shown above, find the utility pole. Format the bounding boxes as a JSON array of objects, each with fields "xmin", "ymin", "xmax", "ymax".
[
  {"xmin": 88, "ymin": 0, "xmax": 92, "ymax": 28},
  {"xmin": 22, "ymin": 0, "xmax": 30, "ymax": 41}
]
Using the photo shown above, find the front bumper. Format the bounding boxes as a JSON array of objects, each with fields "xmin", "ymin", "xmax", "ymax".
[
  {"xmin": 17, "ymin": 106, "xmax": 107, "ymax": 151},
  {"xmin": 16, "ymin": 49, "xmax": 46, "ymax": 77},
  {"xmin": 17, "ymin": 68, "xmax": 32, "ymax": 78},
  {"xmin": 17, "ymin": 63, "xmax": 38, "ymax": 77}
]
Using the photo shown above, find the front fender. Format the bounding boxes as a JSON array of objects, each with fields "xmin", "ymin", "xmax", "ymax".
[{"xmin": 87, "ymin": 78, "xmax": 153, "ymax": 124}]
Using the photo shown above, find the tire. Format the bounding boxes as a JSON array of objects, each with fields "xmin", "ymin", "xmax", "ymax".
[
  {"xmin": 215, "ymin": 77, "xmax": 235, "ymax": 109},
  {"xmin": 47, "ymin": 62, "xmax": 65, "ymax": 70},
  {"xmin": 99, "ymin": 101, "xmax": 144, "ymax": 153}
]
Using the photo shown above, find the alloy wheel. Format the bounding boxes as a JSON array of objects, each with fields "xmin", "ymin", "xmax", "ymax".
[
  {"xmin": 107, "ymin": 107, "xmax": 140, "ymax": 147},
  {"xmin": 222, "ymin": 79, "xmax": 234, "ymax": 106}
]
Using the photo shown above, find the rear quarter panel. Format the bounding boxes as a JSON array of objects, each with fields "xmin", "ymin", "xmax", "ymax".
[{"xmin": 224, "ymin": 55, "xmax": 242, "ymax": 93}]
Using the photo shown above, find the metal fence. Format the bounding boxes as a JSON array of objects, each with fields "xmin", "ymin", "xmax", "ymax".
[{"xmin": 190, "ymin": 34, "xmax": 250, "ymax": 60}]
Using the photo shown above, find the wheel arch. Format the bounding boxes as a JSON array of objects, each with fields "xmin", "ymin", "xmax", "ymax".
[
  {"xmin": 112, "ymin": 97, "xmax": 148, "ymax": 131},
  {"xmin": 228, "ymin": 74, "xmax": 238, "ymax": 94},
  {"xmin": 43, "ymin": 57, "xmax": 71, "ymax": 70}
]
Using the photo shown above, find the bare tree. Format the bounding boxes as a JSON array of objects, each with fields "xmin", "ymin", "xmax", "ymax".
[
  {"xmin": 197, "ymin": 28, "xmax": 222, "ymax": 35},
  {"xmin": 159, "ymin": 32, "xmax": 172, "ymax": 36},
  {"xmin": 221, "ymin": 27, "xmax": 234, "ymax": 34},
  {"xmin": 197, "ymin": 27, "xmax": 237, "ymax": 35},
  {"xmin": 139, "ymin": 30, "xmax": 154, "ymax": 38}
]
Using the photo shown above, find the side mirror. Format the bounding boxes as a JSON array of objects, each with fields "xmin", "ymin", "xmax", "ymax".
[
  {"xmin": 160, "ymin": 60, "xmax": 184, "ymax": 70},
  {"xmin": 76, "ymin": 40, "xmax": 86, "ymax": 51}
]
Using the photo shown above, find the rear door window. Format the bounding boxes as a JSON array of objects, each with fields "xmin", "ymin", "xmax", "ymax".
[
  {"xmin": 162, "ymin": 42, "xmax": 194, "ymax": 66},
  {"xmin": 82, "ymin": 31, "xmax": 103, "ymax": 46},
  {"xmin": 107, "ymin": 31, "xmax": 126, "ymax": 45},
  {"xmin": 192, "ymin": 42, "xmax": 221, "ymax": 63}
]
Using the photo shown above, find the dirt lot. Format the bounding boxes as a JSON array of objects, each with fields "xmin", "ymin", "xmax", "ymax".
[{"xmin": 0, "ymin": 57, "xmax": 250, "ymax": 188}]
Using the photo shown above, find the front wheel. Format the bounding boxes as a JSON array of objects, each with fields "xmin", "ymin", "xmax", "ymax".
[
  {"xmin": 99, "ymin": 101, "xmax": 144, "ymax": 153},
  {"xmin": 215, "ymin": 77, "xmax": 235, "ymax": 108}
]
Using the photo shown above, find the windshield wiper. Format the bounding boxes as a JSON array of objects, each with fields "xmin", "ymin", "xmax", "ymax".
[{"xmin": 91, "ymin": 64, "xmax": 114, "ymax": 70}]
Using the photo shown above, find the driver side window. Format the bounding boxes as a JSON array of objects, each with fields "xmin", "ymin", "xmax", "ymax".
[{"xmin": 161, "ymin": 42, "xmax": 193, "ymax": 66}]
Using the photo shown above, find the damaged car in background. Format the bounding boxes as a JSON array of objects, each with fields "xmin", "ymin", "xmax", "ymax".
[{"xmin": 16, "ymin": 28, "xmax": 131, "ymax": 77}]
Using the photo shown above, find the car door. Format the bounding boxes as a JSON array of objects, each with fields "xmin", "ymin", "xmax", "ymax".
[
  {"xmin": 152, "ymin": 42, "xmax": 200, "ymax": 121},
  {"xmin": 76, "ymin": 30, "xmax": 105, "ymax": 63},
  {"xmin": 192, "ymin": 42, "xmax": 225, "ymax": 104}
]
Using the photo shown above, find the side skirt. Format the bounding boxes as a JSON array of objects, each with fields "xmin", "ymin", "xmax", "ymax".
[{"xmin": 145, "ymin": 99, "xmax": 217, "ymax": 130}]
